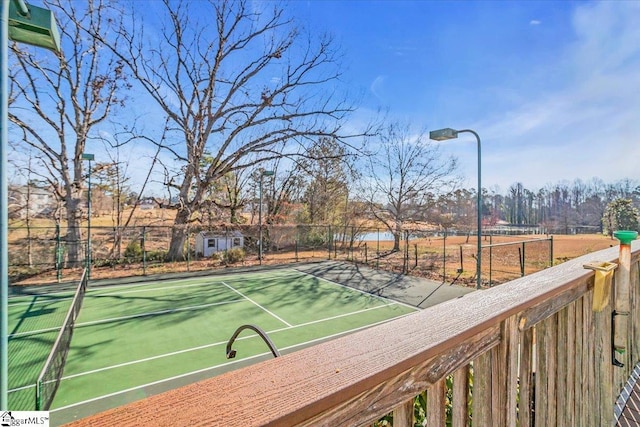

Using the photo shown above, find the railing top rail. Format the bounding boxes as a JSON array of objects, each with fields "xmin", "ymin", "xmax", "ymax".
[{"xmin": 64, "ymin": 242, "xmax": 639, "ymax": 427}]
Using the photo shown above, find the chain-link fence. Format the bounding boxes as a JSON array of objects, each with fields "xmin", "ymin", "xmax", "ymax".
[{"xmin": 8, "ymin": 224, "xmax": 552, "ymax": 287}]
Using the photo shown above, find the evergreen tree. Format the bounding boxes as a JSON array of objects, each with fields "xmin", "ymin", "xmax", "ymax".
[{"xmin": 602, "ymin": 198, "xmax": 640, "ymax": 237}]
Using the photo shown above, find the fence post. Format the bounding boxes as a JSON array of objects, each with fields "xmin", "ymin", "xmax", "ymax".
[
  {"xmin": 549, "ymin": 235, "xmax": 554, "ymax": 267},
  {"xmin": 613, "ymin": 231, "xmax": 637, "ymax": 373},
  {"xmin": 414, "ymin": 244, "xmax": 418, "ymax": 269},
  {"xmin": 521, "ymin": 242, "xmax": 527, "ymax": 277},
  {"xmin": 489, "ymin": 235, "xmax": 493, "ymax": 287},
  {"xmin": 364, "ymin": 242, "xmax": 367, "ymax": 265},
  {"xmin": 404, "ymin": 230, "xmax": 409, "ymax": 274},
  {"xmin": 442, "ymin": 230, "xmax": 447, "ymax": 284},
  {"xmin": 225, "ymin": 226, "xmax": 229, "ymax": 266},
  {"xmin": 376, "ymin": 228, "xmax": 380, "ymax": 270},
  {"xmin": 186, "ymin": 228, "xmax": 191, "ymax": 272},
  {"xmin": 55, "ymin": 224, "xmax": 62, "ymax": 283},
  {"xmin": 142, "ymin": 226, "xmax": 147, "ymax": 276},
  {"xmin": 295, "ymin": 240, "xmax": 298, "ymax": 262}
]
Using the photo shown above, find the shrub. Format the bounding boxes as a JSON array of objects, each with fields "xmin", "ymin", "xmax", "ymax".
[
  {"xmin": 146, "ymin": 250, "xmax": 166, "ymax": 262},
  {"xmin": 124, "ymin": 240, "xmax": 143, "ymax": 261},
  {"xmin": 224, "ymin": 248, "xmax": 245, "ymax": 264}
]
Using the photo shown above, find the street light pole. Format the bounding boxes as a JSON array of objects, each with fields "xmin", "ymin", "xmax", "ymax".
[
  {"xmin": 257, "ymin": 170, "xmax": 274, "ymax": 265},
  {"xmin": 82, "ymin": 153, "xmax": 94, "ymax": 279},
  {"xmin": 430, "ymin": 128, "xmax": 482, "ymax": 290}
]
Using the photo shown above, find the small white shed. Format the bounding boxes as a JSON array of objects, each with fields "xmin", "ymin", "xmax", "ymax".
[{"xmin": 196, "ymin": 231, "xmax": 244, "ymax": 257}]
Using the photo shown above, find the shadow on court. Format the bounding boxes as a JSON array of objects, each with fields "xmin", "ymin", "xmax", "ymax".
[{"xmin": 293, "ymin": 261, "xmax": 476, "ymax": 309}]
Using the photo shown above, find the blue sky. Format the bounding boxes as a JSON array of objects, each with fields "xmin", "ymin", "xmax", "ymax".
[
  {"xmin": 287, "ymin": 0, "xmax": 640, "ymax": 192},
  {"xmin": 10, "ymin": 0, "xmax": 639, "ymax": 197}
]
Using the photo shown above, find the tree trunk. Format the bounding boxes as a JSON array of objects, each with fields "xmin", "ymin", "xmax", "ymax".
[
  {"xmin": 166, "ymin": 208, "xmax": 191, "ymax": 261},
  {"xmin": 64, "ymin": 197, "xmax": 84, "ymax": 268},
  {"xmin": 393, "ymin": 232, "xmax": 401, "ymax": 252}
]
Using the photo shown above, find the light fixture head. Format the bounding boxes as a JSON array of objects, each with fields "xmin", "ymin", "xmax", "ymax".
[
  {"xmin": 8, "ymin": 1, "xmax": 61, "ymax": 53},
  {"xmin": 429, "ymin": 128, "xmax": 458, "ymax": 141}
]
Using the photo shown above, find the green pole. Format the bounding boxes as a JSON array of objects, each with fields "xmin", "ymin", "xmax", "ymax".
[
  {"xmin": 1, "ymin": 0, "xmax": 9, "ymax": 409},
  {"xmin": 82, "ymin": 153, "xmax": 94, "ymax": 279},
  {"xmin": 376, "ymin": 228, "xmax": 380, "ymax": 269},
  {"xmin": 442, "ymin": 230, "xmax": 446, "ymax": 283},
  {"xmin": 142, "ymin": 226, "xmax": 147, "ymax": 275},
  {"xmin": 56, "ymin": 224, "xmax": 61, "ymax": 282},
  {"xmin": 489, "ymin": 234, "xmax": 493, "ymax": 287},
  {"xmin": 87, "ymin": 158, "xmax": 91, "ymax": 279},
  {"xmin": 186, "ymin": 228, "xmax": 190, "ymax": 272}
]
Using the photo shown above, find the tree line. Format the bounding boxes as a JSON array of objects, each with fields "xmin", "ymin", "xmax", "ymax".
[{"xmin": 8, "ymin": 0, "xmax": 638, "ymax": 265}]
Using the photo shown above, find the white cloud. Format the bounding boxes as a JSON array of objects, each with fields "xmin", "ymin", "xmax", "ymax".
[
  {"xmin": 529, "ymin": 20, "xmax": 541, "ymax": 25},
  {"xmin": 464, "ymin": 1, "xmax": 640, "ymax": 190}
]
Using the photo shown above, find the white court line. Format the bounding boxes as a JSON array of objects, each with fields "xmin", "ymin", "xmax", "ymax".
[
  {"xmin": 8, "ymin": 383, "xmax": 33, "ymax": 393},
  {"xmin": 9, "ymin": 325, "xmax": 61, "ymax": 339},
  {"xmin": 220, "ymin": 281, "xmax": 293, "ymax": 327},
  {"xmin": 89, "ymin": 271, "xmax": 288, "ymax": 296},
  {"xmin": 10, "ymin": 302, "xmax": 398, "ymax": 394},
  {"xmin": 74, "ymin": 299, "xmax": 244, "ymax": 328},
  {"xmin": 8, "ymin": 275, "xmax": 221, "ymax": 305},
  {"xmin": 291, "ymin": 268, "xmax": 419, "ymax": 311},
  {"xmin": 8, "ymin": 273, "xmax": 289, "ymax": 337},
  {"xmin": 49, "ymin": 310, "xmax": 413, "ymax": 413},
  {"xmin": 10, "ymin": 298, "xmax": 243, "ymax": 339},
  {"xmin": 91, "ymin": 280, "xmax": 222, "ymax": 297},
  {"xmin": 8, "ymin": 296, "xmax": 75, "ymax": 308}
]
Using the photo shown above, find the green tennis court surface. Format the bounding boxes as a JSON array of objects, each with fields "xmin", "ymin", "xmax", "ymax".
[
  {"xmin": 8, "ymin": 265, "xmax": 418, "ymax": 425},
  {"xmin": 7, "ymin": 288, "xmax": 76, "ymax": 412}
]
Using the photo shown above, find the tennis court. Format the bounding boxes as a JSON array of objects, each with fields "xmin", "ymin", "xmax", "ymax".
[{"xmin": 8, "ymin": 263, "xmax": 419, "ymax": 425}]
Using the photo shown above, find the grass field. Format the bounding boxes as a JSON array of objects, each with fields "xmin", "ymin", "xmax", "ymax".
[{"xmin": 7, "ymin": 266, "xmax": 417, "ymax": 424}]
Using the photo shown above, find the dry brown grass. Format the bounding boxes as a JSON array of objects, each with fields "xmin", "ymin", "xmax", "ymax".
[{"xmin": 10, "ymin": 206, "xmax": 619, "ymax": 289}]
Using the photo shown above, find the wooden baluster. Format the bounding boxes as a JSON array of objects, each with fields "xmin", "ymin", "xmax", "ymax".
[
  {"xmin": 452, "ymin": 366, "xmax": 469, "ymax": 427},
  {"xmin": 426, "ymin": 378, "xmax": 446, "ymax": 426},
  {"xmin": 392, "ymin": 398, "xmax": 414, "ymax": 427}
]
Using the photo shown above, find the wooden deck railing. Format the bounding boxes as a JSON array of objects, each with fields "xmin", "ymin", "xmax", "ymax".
[{"xmin": 65, "ymin": 240, "xmax": 640, "ymax": 427}]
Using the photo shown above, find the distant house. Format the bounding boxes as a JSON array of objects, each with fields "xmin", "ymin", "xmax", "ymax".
[
  {"xmin": 195, "ymin": 231, "xmax": 244, "ymax": 257},
  {"xmin": 8, "ymin": 185, "xmax": 55, "ymax": 219},
  {"xmin": 139, "ymin": 198, "xmax": 156, "ymax": 210}
]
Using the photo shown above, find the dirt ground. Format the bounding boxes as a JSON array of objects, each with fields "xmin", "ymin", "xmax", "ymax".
[{"xmin": 361, "ymin": 233, "xmax": 618, "ymax": 287}]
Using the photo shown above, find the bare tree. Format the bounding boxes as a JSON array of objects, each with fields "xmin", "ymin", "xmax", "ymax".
[
  {"xmin": 300, "ymin": 137, "xmax": 354, "ymax": 225},
  {"xmin": 363, "ymin": 121, "xmax": 458, "ymax": 251},
  {"xmin": 213, "ymin": 169, "xmax": 252, "ymax": 225},
  {"xmin": 266, "ymin": 160, "xmax": 308, "ymax": 225},
  {"xmin": 9, "ymin": 0, "xmax": 129, "ymax": 266},
  {"xmin": 106, "ymin": 0, "xmax": 361, "ymax": 260}
]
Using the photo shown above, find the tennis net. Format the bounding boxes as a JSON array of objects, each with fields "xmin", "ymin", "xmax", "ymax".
[{"xmin": 35, "ymin": 269, "xmax": 89, "ymax": 410}]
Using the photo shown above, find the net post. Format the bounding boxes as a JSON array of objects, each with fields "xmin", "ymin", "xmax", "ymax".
[
  {"xmin": 35, "ymin": 379, "xmax": 41, "ymax": 410},
  {"xmin": 142, "ymin": 226, "xmax": 147, "ymax": 275}
]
